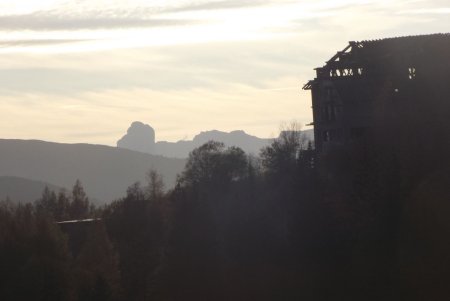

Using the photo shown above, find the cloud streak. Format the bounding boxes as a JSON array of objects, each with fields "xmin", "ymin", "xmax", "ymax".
[
  {"xmin": 0, "ymin": 12, "xmax": 196, "ymax": 31},
  {"xmin": 165, "ymin": 0, "xmax": 278, "ymax": 13},
  {"xmin": 399, "ymin": 7, "xmax": 450, "ymax": 14},
  {"xmin": 0, "ymin": 39, "xmax": 89, "ymax": 47},
  {"xmin": 0, "ymin": 38, "xmax": 318, "ymax": 95}
]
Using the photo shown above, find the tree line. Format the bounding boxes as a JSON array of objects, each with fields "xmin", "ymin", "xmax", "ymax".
[{"xmin": 1, "ymin": 120, "xmax": 449, "ymax": 300}]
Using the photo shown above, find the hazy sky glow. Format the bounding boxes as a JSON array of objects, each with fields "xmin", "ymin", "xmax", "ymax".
[{"xmin": 1, "ymin": 0, "xmax": 450, "ymax": 145}]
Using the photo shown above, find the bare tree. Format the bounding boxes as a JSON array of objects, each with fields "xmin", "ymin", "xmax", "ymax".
[{"xmin": 146, "ymin": 169, "xmax": 165, "ymax": 201}]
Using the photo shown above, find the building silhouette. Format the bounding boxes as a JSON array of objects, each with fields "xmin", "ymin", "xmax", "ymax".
[{"xmin": 303, "ymin": 34, "xmax": 450, "ymax": 156}]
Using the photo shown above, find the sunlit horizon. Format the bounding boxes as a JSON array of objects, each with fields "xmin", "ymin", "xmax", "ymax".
[{"xmin": 1, "ymin": 0, "xmax": 449, "ymax": 145}]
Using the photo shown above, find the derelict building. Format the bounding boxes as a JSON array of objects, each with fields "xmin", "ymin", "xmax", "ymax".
[{"xmin": 303, "ymin": 34, "xmax": 450, "ymax": 156}]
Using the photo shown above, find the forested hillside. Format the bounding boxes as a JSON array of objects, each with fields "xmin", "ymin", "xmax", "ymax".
[{"xmin": 2, "ymin": 123, "xmax": 449, "ymax": 300}]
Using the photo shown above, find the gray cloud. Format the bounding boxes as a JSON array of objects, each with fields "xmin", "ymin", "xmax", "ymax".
[
  {"xmin": 165, "ymin": 0, "xmax": 290, "ymax": 13},
  {"xmin": 0, "ymin": 39, "xmax": 89, "ymax": 47},
  {"xmin": 0, "ymin": 12, "xmax": 196, "ymax": 31},
  {"xmin": 0, "ymin": 39, "xmax": 315, "ymax": 96}
]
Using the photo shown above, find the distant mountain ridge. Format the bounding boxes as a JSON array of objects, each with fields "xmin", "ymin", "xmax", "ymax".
[
  {"xmin": 0, "ymin": 139, "xmax": 185, "ymax": 204},
  {"xmin": 153, "ymin": 129, "xmax": 273, "ymax": 158},
  {"xmin": 117, "ymin": 122, "xmax": 314, "ymax": 158}
]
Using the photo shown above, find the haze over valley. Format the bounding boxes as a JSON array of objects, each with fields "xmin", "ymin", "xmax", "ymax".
[
  {"xmin": 0, "ymin": 139, "xmax": 185, "ymax": 204},
  {"xmin": 0, "ymin": 123, "xmax": 313, "ymax": 204}
]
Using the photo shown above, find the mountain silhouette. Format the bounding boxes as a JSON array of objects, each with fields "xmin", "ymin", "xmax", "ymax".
[
  {"xmin": 117, "ymin": 121, "xmax": 156, "ymax": 153},
  {"xmin": 117, "ymin": 121, "xmax": 314, "ymax": 158}
]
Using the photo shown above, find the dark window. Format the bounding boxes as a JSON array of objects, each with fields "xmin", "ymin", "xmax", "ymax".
[
  {"xmin": 327, "ymin": 105, "xmax": 332, "ymax": 121},
  {"xmin": 325, "ymin": 87, "xmax": 333, "ymax": 101},
  {"xmin": 323, "ymin": 130, "xmax": 330, "ymax": 142},
  {"xmin": 325, "ymin": 104, "xmax": 337, "ymax": 122},
  {"xmin": 323, "ymin": 129, "xmax": 342, "ymax": 142}
]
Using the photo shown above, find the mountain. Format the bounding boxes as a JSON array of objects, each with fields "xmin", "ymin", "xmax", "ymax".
[
  {"xmin": 0, "ymin": 139, "xmax": 185, "ymax": 204},
  {"xmin": 153, "ymin": 130, "xmax": 273, "ymax": 158},
  {"xmin": 117, "ymin": 121, "xmax": 314, "ymax": 158},
  {"xmin": 0, "ymin": 176, "xmax": 63, "ymax": 203},
  {"xmin": 117, "ymin": 121, "xmax": 156, "ymax": 153}
]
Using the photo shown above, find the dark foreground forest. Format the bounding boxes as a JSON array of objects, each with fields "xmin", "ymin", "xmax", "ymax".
[{"xmin": 1, "ymin": 118, "xmax": 450, "ymax": 300}]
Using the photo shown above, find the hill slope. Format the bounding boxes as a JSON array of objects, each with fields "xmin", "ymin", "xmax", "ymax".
[
  {"xmin": 0, "ymin": 139, "xmax": 185, "ymax": 204},
  {"xmin": 0, "ymin": 176, "xmax": 63, "ymax": 203}
]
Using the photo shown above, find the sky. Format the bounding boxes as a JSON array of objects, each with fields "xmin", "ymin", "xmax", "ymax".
[{"xmin": 1, "ymin": 0, "xmax": 449, "ymax": 145}]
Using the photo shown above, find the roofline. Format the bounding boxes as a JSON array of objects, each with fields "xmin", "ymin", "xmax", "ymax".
[
  {"xmin": 351, "ymin": 33, "xmax": 450, "ymax": 44},
  {"xmin": 302, "ymin": 33, "xmax": 450, "ymax": 91}
]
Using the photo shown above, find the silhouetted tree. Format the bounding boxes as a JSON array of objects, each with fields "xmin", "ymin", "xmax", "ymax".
[
  {"xmin": 103, "ymin": 180, "xmax": 166, "ymax": 301},
  {"xmin": 260, "ymin": 122, "xmax": 308, "ymax": 179},
  {"xmin": 69, "ymin": 180, "xmax": 90, "ymax": 220},
  {"xmin": 74, "ymin": 221, "xmax": 120, "ymax": 301},
  {"xmin": 56, "ymin": 189, "xmax": 71, "ymax": 221},
  {"xmin": 178, "ymin": 141, "xmax": 247, "ymax": 191},
  {"xmin": 0, "ymin": 201, "xmax": 72, "ymax": 301},
  {"xmin": 146, "ymin": 169, "xmax": 164, "ymax": 202},
  {"xmin": 35, "ymin": 186, "xmax": 58, "ymax": 215}
]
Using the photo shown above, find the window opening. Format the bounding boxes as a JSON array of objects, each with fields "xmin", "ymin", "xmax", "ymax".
[{"xmin": 408, "ymin": 67, "xmax": 416, "ymax": 79}]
